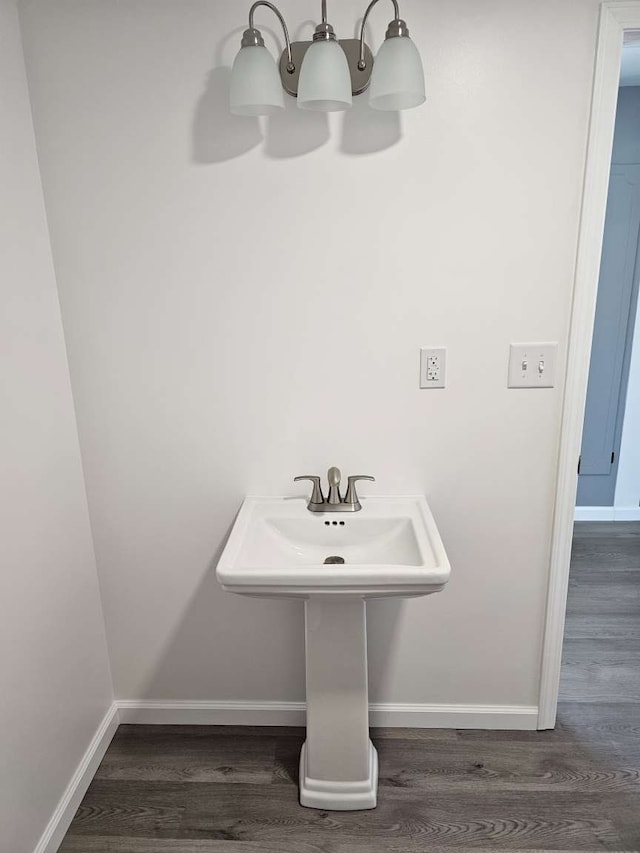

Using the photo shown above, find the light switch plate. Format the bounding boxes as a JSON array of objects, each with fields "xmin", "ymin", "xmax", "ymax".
[
  {"xmin": 420, "ymin": 347, "xmax": 446, "ymax": 389},
  {"xmin": 508, "ymin": 343, "xmax": 558, "ymax": 388}
]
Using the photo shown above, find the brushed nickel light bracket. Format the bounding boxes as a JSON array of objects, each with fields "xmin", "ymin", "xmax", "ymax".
[{"xmin": 273, "ymin": 0, "xmax": 401, "ymax": 97}]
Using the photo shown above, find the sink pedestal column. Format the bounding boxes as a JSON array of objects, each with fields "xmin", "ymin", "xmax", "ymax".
[{"xmin": 300, "ymin": 597, "xmax": 377, "ymax": 810}]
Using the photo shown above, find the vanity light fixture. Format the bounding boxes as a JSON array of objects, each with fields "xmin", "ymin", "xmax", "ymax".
[{"xmin": 229, "ymin": 0, "xmax": 425, "ymax": 116}]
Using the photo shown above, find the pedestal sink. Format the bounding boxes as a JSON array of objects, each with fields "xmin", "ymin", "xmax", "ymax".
[{"xmin": 216, "ymin": 495, "xmax": 450, "ymax": 810}]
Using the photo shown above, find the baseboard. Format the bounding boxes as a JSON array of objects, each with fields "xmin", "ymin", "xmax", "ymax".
[
  {"xmin": 117, "ymin": 699, "xmax": 307, "ymax": 726},
  {"xmin": 368, "ymin": 702, "xmax": 538, "ymax": 729},
  {"xmin": 612, "ymin": 506, "xmax": 640, "ymax": 521},
  {"xmin": 117, "ymin": 700, "xmax": 538, "ymax": 730},
  {"xmin": 34, "ymin": 702, "xmax": 119, "ymax": 853},
  {"xmin": 575, "ymin": 505, "xmax": 640, "ymax": 521}
]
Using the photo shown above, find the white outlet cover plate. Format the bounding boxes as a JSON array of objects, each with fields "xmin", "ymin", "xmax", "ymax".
[
  {"xmin": 420, "ymin": 347, "xmax": 446, "ymax": 389},
  {"xmin": 508, "ymin": 342, "xmax": 558, "ymax": 388}
]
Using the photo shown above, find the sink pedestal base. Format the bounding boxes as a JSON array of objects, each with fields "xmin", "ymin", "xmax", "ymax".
[
  {"xmin": 300, "ymin": 598, "xmax": 377, "ymax": 810},
  {"xmin": 299, "ymin": 739, "xmax": 378, "ymax": 811}
]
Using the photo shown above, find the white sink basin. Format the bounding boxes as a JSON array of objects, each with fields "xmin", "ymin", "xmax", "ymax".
[{"xmin": 217, "ymin": 495, "xmax": 450, "ymax": 598}]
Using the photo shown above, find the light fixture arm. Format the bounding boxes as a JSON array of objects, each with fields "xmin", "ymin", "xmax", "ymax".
[
  {"xmin": 357, "ymin": 0, "xmax": 405, "ymax": 70},
  {"xmin": 246, "ymin": 1, "xmax": 295, "ymax": 72}
]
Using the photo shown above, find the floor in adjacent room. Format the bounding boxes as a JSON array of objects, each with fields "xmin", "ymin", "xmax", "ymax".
[{"xmin": 59, "ymin": 522, "xmax": 640, "ymax": 851}]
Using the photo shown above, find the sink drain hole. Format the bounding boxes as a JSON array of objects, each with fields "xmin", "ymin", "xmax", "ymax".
[{"xmin": 324, "ymin": 555, "xmax": 345, "ymax": 565}]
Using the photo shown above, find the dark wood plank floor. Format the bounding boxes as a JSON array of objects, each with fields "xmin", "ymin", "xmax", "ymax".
[{"xmin": 60, "ymin": 522, "xmax": 640, "ymax": 852}]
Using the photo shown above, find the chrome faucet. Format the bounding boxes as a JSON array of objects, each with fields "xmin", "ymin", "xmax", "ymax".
[{"xmin": 294, "ymin": 467, "xmax": 375, "ymax": 513}]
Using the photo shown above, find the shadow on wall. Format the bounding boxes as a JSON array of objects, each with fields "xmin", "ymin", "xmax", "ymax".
[
  {"xmin": 133, "ymin": 507, "xmax": 406, "ymax": 706},
  {"xmin": 366, "ymin": 598, "xmax": 406, "ymax": 702},
  {"xmin": 137, "ymin": 511, "xmax": 305, "ymax": 703},
  {"xmin": 341, "ymin": 93, "xmax": 402, "ymax": 156},
  {"xmin": 263, "ymin": 92, "xmax": 330, "ymax": 158},
  {"xmin": 191, "ymin": 59, "xmax": 402, "ymax": 163},
  {"xmin": 192, "ymin": 67, "xmax": 264, "ymax": 163}
]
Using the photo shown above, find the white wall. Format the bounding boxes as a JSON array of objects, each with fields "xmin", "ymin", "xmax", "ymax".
[
  {"xmin": 19, "ymin": 0, "xmax": 598, "ymax": 710},
  {"xmin": 0, "ymin": 2, "xmax": 113, "ymax": 850}
]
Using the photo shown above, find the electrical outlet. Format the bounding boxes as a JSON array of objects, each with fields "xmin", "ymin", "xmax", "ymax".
[
  {"xmin": 508, "ymin": 343, "xmax": 558, "ymax": 388},
  {"xmin": 420, "ymin": 347, "xmax": 446, "ymax": 389}
]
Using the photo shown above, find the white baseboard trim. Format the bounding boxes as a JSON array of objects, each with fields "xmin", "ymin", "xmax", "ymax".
[
  {"xmin": 117, "ymin": 699, "xmax": 307, "ymax": 726},
  {"xmin": 368, "ymin": 702, "xmax": 538, "ymax": 729},
  {"xmin": 34, "ymin": 702, "xmax": 119, "ymax": 853},
  {"xmin": 575, "ymin": 505, "xmax": 640, "ymax": 521},
  {"xmin": 612, "ymin": 506, "xmax": 640, "ymax": 521},
  {"xmin": 117, "ymin": 700, "xmax": 539, "ymax": 730}
]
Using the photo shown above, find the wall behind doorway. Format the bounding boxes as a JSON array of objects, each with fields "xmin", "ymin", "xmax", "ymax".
[{"xmin": 614, "ymin": 86, "xmax": 640, "ymax": 515}]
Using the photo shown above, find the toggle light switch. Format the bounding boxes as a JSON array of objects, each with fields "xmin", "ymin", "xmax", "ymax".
[{"xmin": 508, "ymin": 343, "xmax": 557, "ymax": 388}]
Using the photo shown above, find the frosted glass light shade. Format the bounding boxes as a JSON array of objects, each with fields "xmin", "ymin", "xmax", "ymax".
[
  {"xmin": 297, "ymin": 39, "xmax": 352, "ymax": 112},
  {"xmin": 230, "ymin": 45, "xmax": 285, "ymax": 116},
  {"xmin": 369, "ymin": 36, "xmax": 425, "ymax": 111}
]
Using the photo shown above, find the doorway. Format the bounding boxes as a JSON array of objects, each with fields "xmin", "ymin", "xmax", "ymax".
[
  {"xmin": 561, "ymin": 47, "xmax": 640, "ymax": 713},
  {"xmin": 539, "ymin": 2, "xmax": 640, "ymax": 729},
  {"xmin": 576, "ymin": 77, "xmax": 640, "ymax": 517}
]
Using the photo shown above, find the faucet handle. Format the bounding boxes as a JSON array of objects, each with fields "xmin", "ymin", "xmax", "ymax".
[
  {"xmin": 294, "ymin": 475, "xmax": 324, "ymax": 506},
  {"xmin": 344, "ymin": 475, "xmax": 375, "ymax": 508}
]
